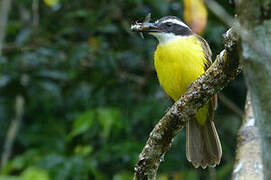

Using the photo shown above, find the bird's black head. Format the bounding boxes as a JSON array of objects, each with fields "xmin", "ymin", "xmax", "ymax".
[
  {"xmin": 153, "ymin": 16, "xmax": 192, "ymax": 36},
  {"xmin": 131, "ymin": 16, "xmax": 192, "ymax": 36}
]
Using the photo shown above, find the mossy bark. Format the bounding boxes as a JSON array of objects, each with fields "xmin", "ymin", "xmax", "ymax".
[
  {"xmin": 236, "ymin": 0, "xmax": 271, "ymax": 179},
  {"xmin": 232, "ymin": 92, "xmax": 263, "ymax": 180}
]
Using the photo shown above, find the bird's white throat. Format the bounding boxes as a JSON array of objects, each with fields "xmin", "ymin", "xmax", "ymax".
[{"xmin": 150, "ymin": 32, "xmax": 189, "ymax": 45}]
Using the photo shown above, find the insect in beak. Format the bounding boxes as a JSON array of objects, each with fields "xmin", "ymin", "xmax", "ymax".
[{"xmin": 140, "ymin": 13, "xmax": 151, "ymax": 39}]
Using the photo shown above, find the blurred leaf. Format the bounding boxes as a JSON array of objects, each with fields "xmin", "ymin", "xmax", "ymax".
[
  {"xmin": 1, "ymin": 150, "xmax": 41, "ymax": 175},
  {"xmin": 21, "ymin": 167, "xmax": 50, "ymax": 180},
  {"xmin": 69, "ymin": 110, "xmax": 95, "ymax": 138},
  {"xmin": 182, "ymin": 170, "xmax": 198, "ymax": 180},
  {"xmin": 74, "ymin": 145, "xmax": 93, "ymax": 157},
  {"xmin": 0, "ymin": 76, "xmax": 10, "ymax": 88},
  {"xmin": 113, "ymin": 171, "xmax": 133, "ymax": 180},
  {"xmin": 68, "ymin": 43, "xmax": 90, "ymax": 66},
  {"xmin": 217, "ymin": 162, "xmax": 234, "ymax": 179},
  {"xmin": 97, "ymin": 24, "xmax": 119, "ymax": 34},
  {"xmin": 38, "ymin": 81, "xmax": 61, "ymax": 98},
  {"xmin": 97, "ymin": 107, "xmax": 121, "ymax": 140},
  {"xmin": 37, "ymin": 154, "xmax": 64, "ymax": 171},
  {"xmin": 66, "ymin": 10, "xmax": 89, "ymax": 18},
  {"xmin": 89, "ymin": 36, "xmax": 101, "ymax": 51},
  {"xmin": 43, "ymin": 0, "xmax": 59, "ymax": 7},
  {"xmin": 15, "ymin": 28, "xmax": 32, "ymax": 47},
  {"xmin": 158, "ymin": 174, "xmax": 169, "ymax": 180},
  {"xmin": 0, "ymin": 176, "xmax": 20, "ymax": 180},
  {"xmin": 184, "ymin": 0, "xmax": 207, "ymax": 34},
  {"xmin": 173, "ymin": 171, "xmax": 182, "ymax": 180}
]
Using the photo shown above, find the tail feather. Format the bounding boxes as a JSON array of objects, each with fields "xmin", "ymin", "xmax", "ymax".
[{"xmin": 186, "ymin": 117, "xmax": 222, "ymax": 168}]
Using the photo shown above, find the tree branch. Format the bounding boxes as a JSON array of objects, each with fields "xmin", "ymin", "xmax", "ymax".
[
  {"xmin": 232, "ymin": 92, "xmax": 263, "ymax": 180},
  {"xmin": 133, "ymin": 28, "xmax": 241, "ymax": 180}
]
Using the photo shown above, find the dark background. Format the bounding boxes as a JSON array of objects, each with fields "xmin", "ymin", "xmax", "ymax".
[{"xmin": 0, "ymin": 0, "xmax": 246, "ymax": 179}]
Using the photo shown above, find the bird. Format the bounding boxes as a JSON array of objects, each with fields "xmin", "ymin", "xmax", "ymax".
[{"xmin": 131, "ymin": 15, "xmax": 222, "ymax": 168}]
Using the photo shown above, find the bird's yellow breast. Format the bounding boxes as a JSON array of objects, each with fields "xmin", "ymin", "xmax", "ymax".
[
  {"xmin": 154, "ymin": 36, "xmax": 207, "ymax": 101},
  {"xmin": 154, "ymin": 36, "xmax": 208, "ymax": 125}
]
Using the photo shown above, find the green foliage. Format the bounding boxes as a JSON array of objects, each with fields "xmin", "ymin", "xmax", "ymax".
[
  {"xmin": 0, "ymin": 0, "xmax": 244, "ymax": 179},
  {"xmin": 69, "ymin": 107, "xmax": 123, "ymax": 140},
  {"xmin": 0, "ymin": 166, "xmax": 50, "ymax": 180}
]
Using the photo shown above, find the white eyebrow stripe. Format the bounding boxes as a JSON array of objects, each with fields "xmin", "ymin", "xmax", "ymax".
[{"xmin": 161, "ymin": 19, "xmax": 190, "ymax": 28}]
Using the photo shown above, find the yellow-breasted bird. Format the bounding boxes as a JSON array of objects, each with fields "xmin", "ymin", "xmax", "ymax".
[{"xmin": 131, "ymin": 16, "xmax": 222, "ymax": 168}]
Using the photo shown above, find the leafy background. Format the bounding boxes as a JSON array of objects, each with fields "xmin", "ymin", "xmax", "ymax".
[{"xmin": 0, "ymin": 0, "xmax": 246, "ymax": 179}]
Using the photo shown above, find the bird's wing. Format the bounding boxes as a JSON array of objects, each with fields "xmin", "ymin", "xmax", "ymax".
[
  {"xmin": 195, "ymin": 34, "xmax": 218, "ymax": 110},
  {"xmin": 195, "ymin": 34, "xmax": 213, "ymax": 70}
]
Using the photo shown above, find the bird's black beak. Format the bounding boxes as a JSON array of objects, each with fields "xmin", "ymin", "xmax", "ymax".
[{"xmin": 131, "ymin": 22, "xmax": 159, "ymax": 33}]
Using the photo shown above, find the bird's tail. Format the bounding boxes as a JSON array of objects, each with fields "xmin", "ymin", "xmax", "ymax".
[{"xmin": 186, "ymin": 116, "xmax": 222, "ymax": 168}]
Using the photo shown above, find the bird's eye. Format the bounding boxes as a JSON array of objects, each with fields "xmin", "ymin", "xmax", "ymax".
[{"xmin": 166, "ymin": 23, "xmax": 173, "ymax": 27}]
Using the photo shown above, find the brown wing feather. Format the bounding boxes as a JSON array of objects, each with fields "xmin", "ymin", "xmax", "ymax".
[
  {"xmin": 195, "ymin": 34, "xmax": 218, "ymax": 109},
  {"xmin": 195, "ymin": 34, "xmax": 213, "ymax": 70}
]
